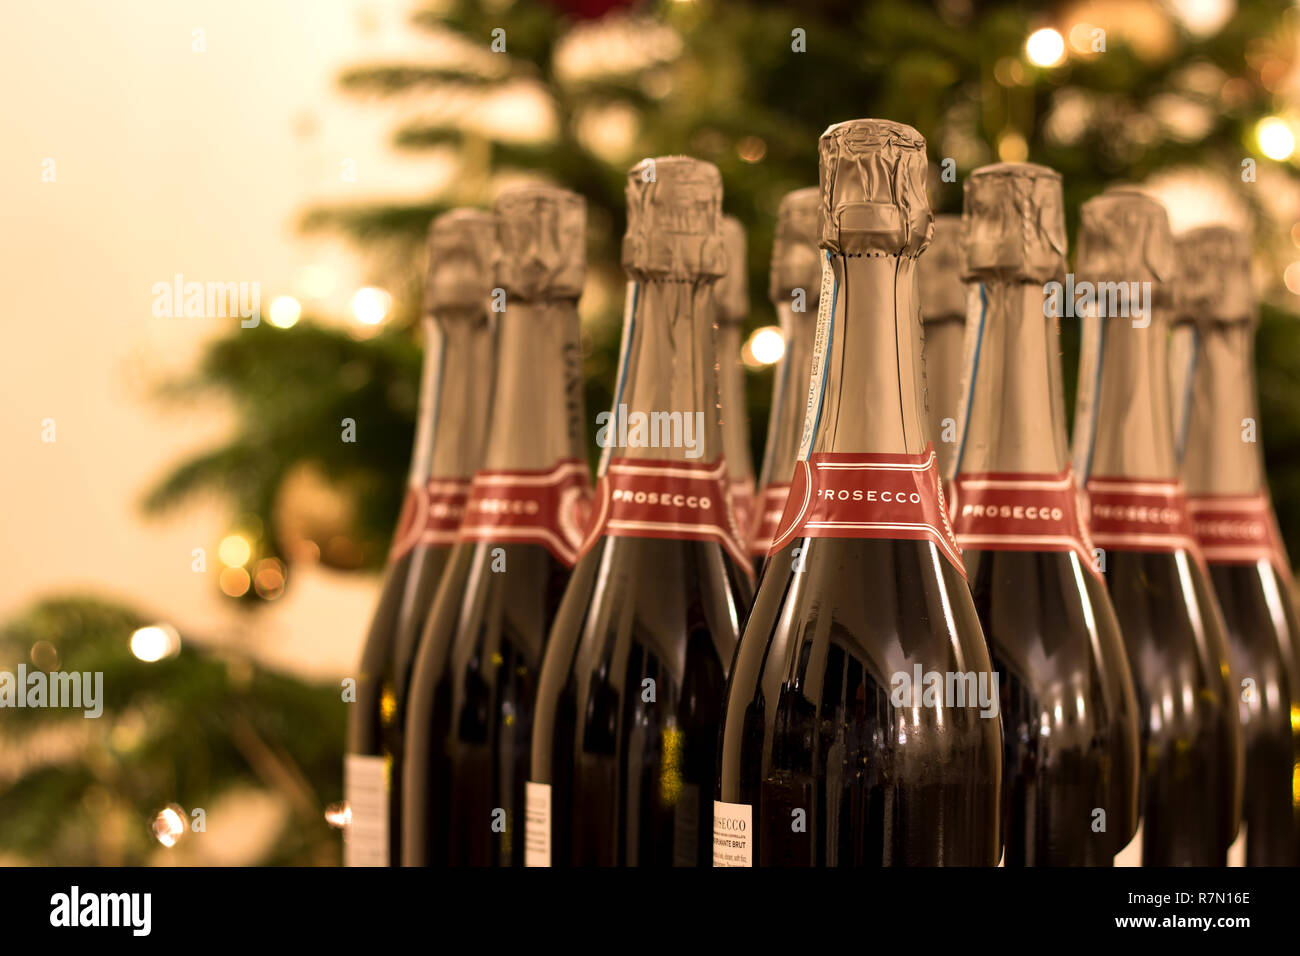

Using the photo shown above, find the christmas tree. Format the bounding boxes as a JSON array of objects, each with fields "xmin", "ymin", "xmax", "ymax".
[
  {"xmin": 7, "ymin": 0, "xmax": 1300, "ymax": 864},
  {"xmin": 146, "ymin": 0, "xmax": 1300, "ymax": 588}
]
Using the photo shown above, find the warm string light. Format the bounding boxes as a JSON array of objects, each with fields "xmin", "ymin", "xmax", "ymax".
[
  {"xmin": 1025, "ymin": 28, "xmax": 1066, "ymax": 68},
  {"xmin": 218, "ymin": 534, "xmax": 251, "ymax": 567},
  {"xmin": 1256, "ymin": 117, "xmax": 1295, "ymax": 161},
  {"xmin": 268, "ymin": 295, "xmax": 301, "ymax": 329},
  {"xmin": 1282, "ymin": 261, "xmax": 1300, "ymax": 295},
  {"xmin": 742, "ymin": 326, "xmax": 785, "ymax": 368},
  {"xmin": 352, "ymin": 286, "xmax": 391, "ymax": 326},
  {"xmin": 216, "ymin": 526, "xmax": 285, "ymax": 599},
  {"xmin": 324, "ymin": 802, "xmax": 351, "ymax": 830},
  {"xmin": 152, "ymin": 805, "xmax": 186, "ymax": 847},
  {"xmin": 130, "ymin": 624, "xmax": 181, "ymax": 662}
]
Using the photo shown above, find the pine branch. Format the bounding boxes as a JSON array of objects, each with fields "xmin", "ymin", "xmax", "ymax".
[{"xmin": 338, "ymin": 65, "xmax": 501, "ymax": 95}]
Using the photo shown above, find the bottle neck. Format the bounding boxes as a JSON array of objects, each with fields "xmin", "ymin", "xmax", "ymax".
[
  {"xmin": 757, "ymin": 301, "xmax": 816, "ymax": 486},
  {"xmin": 1179, "ymin": 323, "xmax": 1263, "ymax": 495},
  {"xmin": 413, "ymin": 312, "xmax": 494, "ymax": 484},
  {"xmin": 954, "ymin": 282, "xmax": 1070, "ymax": 475},
  {"xmin": 716, "ymin": 322, "xmax": 753, "ymax": 482},
  {"xmin": 805, "ymin": 255, "xmax": 928, "ymax": 457},
  {"xmin": 606, "ymin": 279, "xmax": 725, "ymax": 464},
  {"xmin": 923, "ymin": 314, "xmax": 967, "ymax": 479},
  {"xmin": 480, "ymin": 300, "xmax": 587, "ymax": 471},
  {"xmin": 1076, "ymin": 311, "xmax": 1179, "ymax": 480}
]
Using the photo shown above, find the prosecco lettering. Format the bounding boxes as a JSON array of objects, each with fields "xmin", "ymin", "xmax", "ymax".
[
  {"xmin": 963, "ymin": 503, "xmax": 1063, "ymax": 521},
  {"xmin": 817, "ymin": 487, "xmax": 922, "ymax": 504},
  {"xmin": 1089, "ymin": 502, "xmax": 1183, "ymax": 525},
  {"xmin": 611, "ymin": 488, "xmax": 712, "ymax": 510}
]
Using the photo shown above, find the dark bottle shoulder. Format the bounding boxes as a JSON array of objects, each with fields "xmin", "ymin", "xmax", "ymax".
[
  {"xmin": 1102, "ymin": 549, "xmax": 1230, "ymax": 647},
  {"xmin": 964, "ymin": 548, "xmax": 1124, "ymax": 658},
  {"xmin": 448, "ymin": 542, "xmax": 573, "ymax": 663},
  {"xmin": 544, "ymin": 536, "xmax": 749, "ymax": 688},
  {"xmin": 555, "ymin": 536, "xmax": 749, "ymax": 633},
  {"xmin": 357, "ymin": 550, "xmax": 416, "ymax": 668},
  {"xmin": 745, "ymin": 536, "xmax": 982, "ymax": 648},
  {"xmin": 1208, "ymin": 560, "xmax": 1298, "ymax": 640}
]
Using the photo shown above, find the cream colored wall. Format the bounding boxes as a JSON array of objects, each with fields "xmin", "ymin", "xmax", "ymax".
[{"xmin": 0, "ymin": 0, "xmax": 436, "ymax": 677}]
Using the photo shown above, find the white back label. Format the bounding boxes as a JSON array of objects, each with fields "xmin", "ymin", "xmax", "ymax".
[
  {"xmin": 343, "ymin": 754, "xmax": 389, "ymax": 867},
  {"xmin": 524, "ymin": 781, "xmax": 552, "ymax": 867},
  {"xmin": 796, "ymin": 252, "xmax": 836, "ymax": 462},
  {"xmin": 712, "ymin": 800, "xmax": 752, "ymax": 867},
  {"xmin": 1113, "ymin": 821, "xmax": 1142, "ymax": 867},
  {"xmin": 1227, "ymin": 823, "xmax": 1246, "ymax": 867}
]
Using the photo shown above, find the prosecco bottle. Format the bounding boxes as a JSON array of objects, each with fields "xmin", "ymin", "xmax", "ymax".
[
  {"xmin": 948, "ymin": 163, "xmax": 1139, "ymax": 865},
  {"xmin": 345, "ymin": 209, "xmax": 496, "ymax": 867},
  {"xmin": 1175, "ymin": 225, "xmax": 1300, "ymax": 866},
  {"xmin": 715, "ymin": 119, "xmax": 1002, "ymax": 867},
  {"xmin": 718, "ymin": 216, "xmax": 756, "ymax": 546},
  {"xmin": 1071, "ymin": 187, "xmax": 1242, "ymax": 866},
  {"xmin": 919, "ymin": 214, "xmax": 967, "ymax": 481},
  {"xmin": 748, "ymin": 187, "xmax": 820, "ymax": 564},
  {"xmin": 527, "ymin": 156, "xmax": 753, "ymax": 867},
  {"xmin": 401, "ymin": 187, "xmax": 592, "ymax": 866}
]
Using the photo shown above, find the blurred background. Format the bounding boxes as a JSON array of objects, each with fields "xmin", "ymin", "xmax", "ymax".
[{"xmin": 2, "ymin": 0, "xmax": 1299, "ymax": 865}]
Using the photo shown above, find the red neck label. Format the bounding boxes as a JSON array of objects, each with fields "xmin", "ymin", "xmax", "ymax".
[
  {"xmin": 457, "ymin": 460, "xmax": 593, "ymax": 567},
  {"xmin": 747, "ymin": 482, "xmax": 792, "ymax": 557},
  {"xmin": 390, "ymin": 477, "xmax": 472, "ymax": 559},
  {"xmin": 1186, "ymin": 491, "xmax": 1293, "ymax": 582},
  {"xmin": 768, "ymin": 446, "xmax": 964, "ymax": 576},
  {"xmin": 578, "ymin": 457, "xmax": 753, "ymax": 576},
  {"xmin": 1084, "ymin": 477, "xmax": 1200, "ymax": 555},
  {"xmin": 948, "ymin": 468, "xmax": 1099, "ymax": 576}
]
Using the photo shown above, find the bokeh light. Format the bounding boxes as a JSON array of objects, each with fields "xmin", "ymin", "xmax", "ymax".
[
  {"xmin": 1257, "ymin": 117, "xmax": 1295, "ymax": 161},
  {"xmin": 253, "ymin": 558, "xmax": 287, "ymax": 600},
  {"xmin": 324, "ymin": 802, "xmax": 351, "ymax": 829},
  {"xmin": 998, "ymin": 130, "xmax": 1030, "ymax": 162},
  {"xmin": 30, "ymin": 640, "xmax": 60, "ymax": 670},
  {"xmin": 743, "ymin": 326, "xmax": 786, "ymax": 368},
  {"xmin": 152, "ymin": 805, "xmax": 186, "ymax": 848},
  {"xmin": 130, "ymin": 624, "xmax": 181, "ymax": 662},
  {"xmin": 220, "ymin": 566, "xmax": 252, "ymax": 598},
  {"xmin": 1026, "ymin": 28, "xmax": 1066, "ymax": 67},
  {"xmin": 1283, "ymin": 261, "xmax": 1300, "ymax": 294},
  {"xmin": 352, "ymin": 286, "xmax": 391, "ymax": 326},
  {"xmin": 737, "ymin": 136, "xmax": 767, "ymax": 163},
  {"xmin": 219, "ymin": 534, "xmax": 252, "ymax": 567},
  {"xmin": 268, "ymin": 295, "xmax": 301, "ymax": 329}
]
